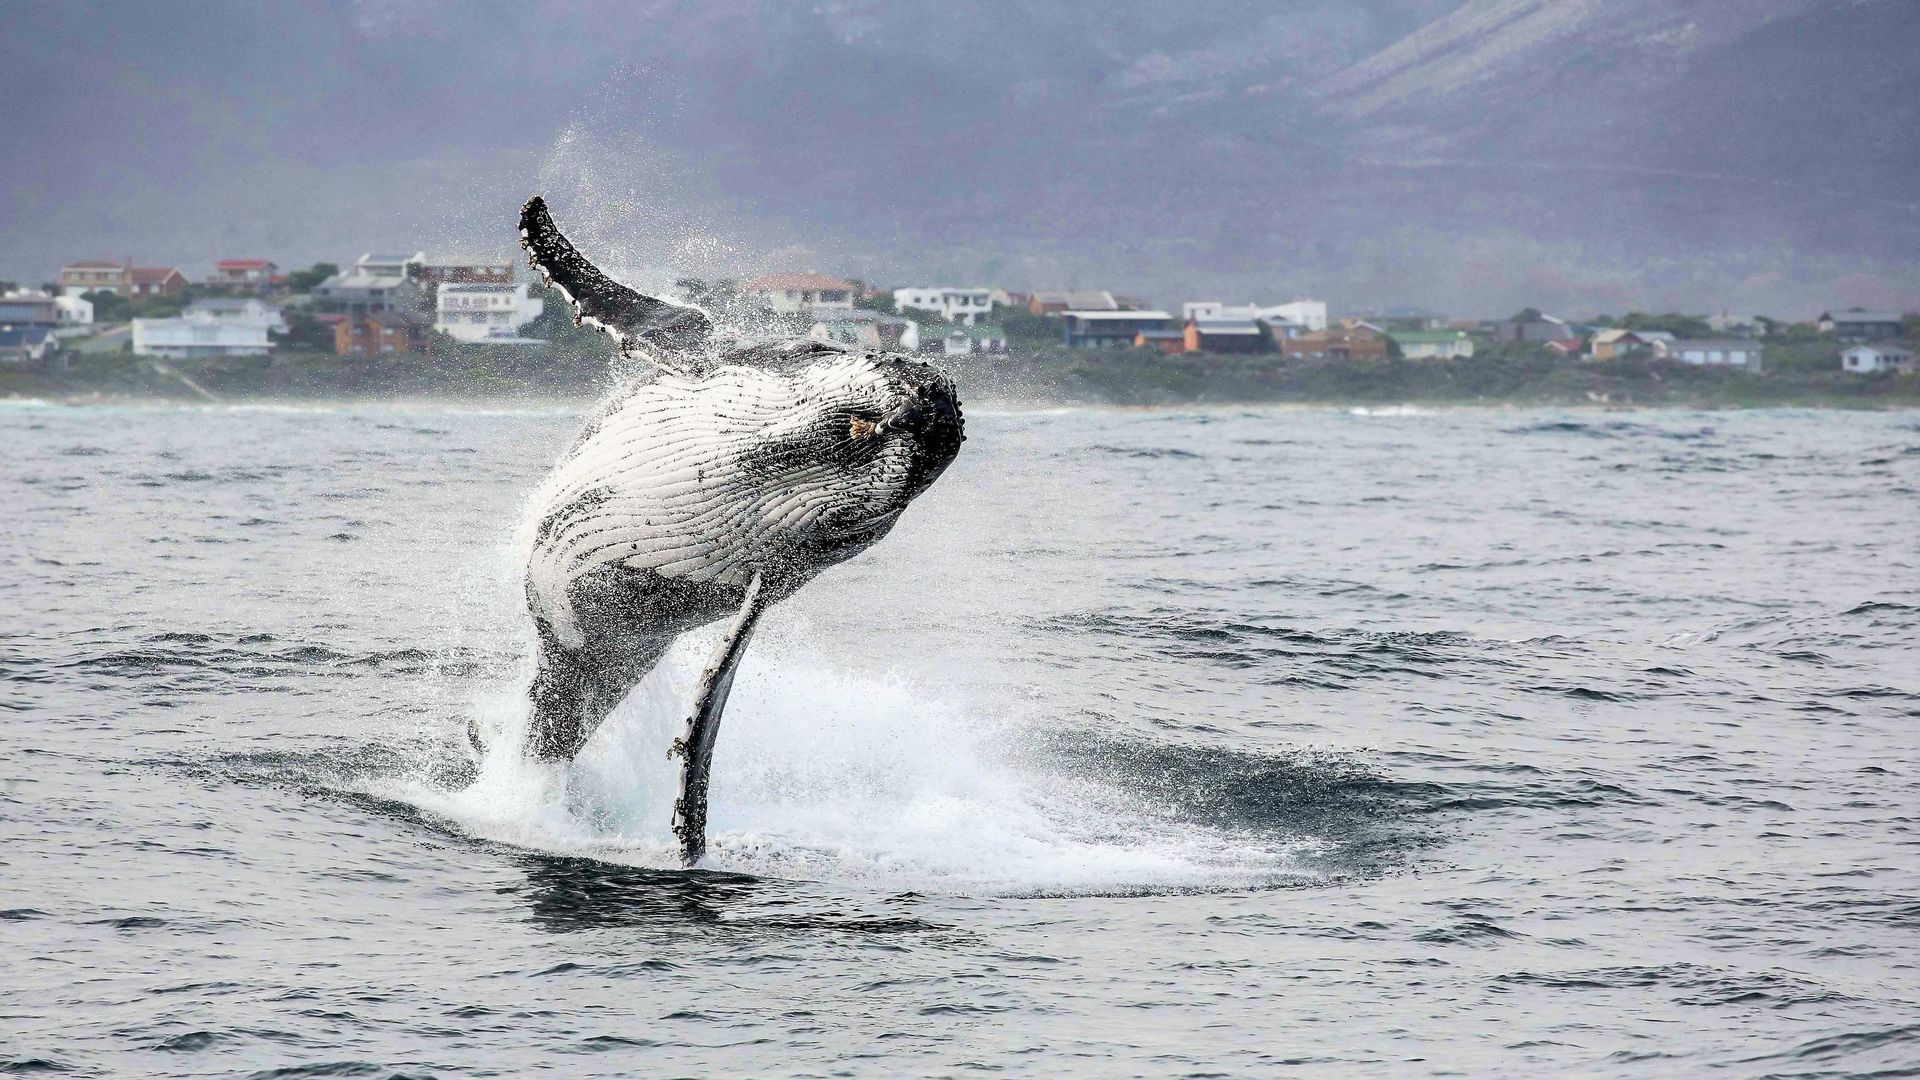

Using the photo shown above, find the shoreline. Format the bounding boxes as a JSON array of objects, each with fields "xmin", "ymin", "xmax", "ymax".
[
  {"xmin": 7, "ymin": 346, "xmax": 1917, "ymax": 412},
  {"xmin": 7, "ymin": 390, "xmax": 1917, "ymax": 414}
]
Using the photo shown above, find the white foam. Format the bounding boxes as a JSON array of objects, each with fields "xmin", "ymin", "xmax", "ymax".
[
  {"xmin": 1348, "ymin": 404, "xmax": 1433, "ymax": 417},
  {"xmin": 387, "ymin": 636, "xmax": 1318, "ymax": 896}
]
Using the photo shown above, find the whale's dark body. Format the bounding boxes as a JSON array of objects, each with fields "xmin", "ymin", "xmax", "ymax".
[{"xmin": 507, "ymin": 197, "xmax": 964, "ymax": 864}]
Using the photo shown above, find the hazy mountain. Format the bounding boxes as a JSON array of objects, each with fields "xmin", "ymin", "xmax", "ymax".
[{"xmin": 2, "ymin": 0, "xmax": 1914, "ymax": 316}]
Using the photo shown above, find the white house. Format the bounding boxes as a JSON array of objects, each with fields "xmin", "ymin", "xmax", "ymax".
[
  {"xmin": 1655, "ymin": 339, "xmax": 1763, "ymax": 371},
  {"xmin": 1184, "ymin": 299, "xmax": 1328, "ymax": 332},
  {"xmin": 1841, "ymin": 344, "xmax": 1915, "ymax": 374},
  {"xmin": 314, "ymin": 252, "xmax": 424, "ymax": 312},
  {"xmin": 1706, "ymin": 312, "xmax": 1765, "ymax": 337},
  {"xmin": 132, "ymin": 314, "xmax": 271, "ymax": 357},
  {"xmin": 1260, "ymin": 299, "xmax": 1327, "ymax": 332},
  {"xmin": 741, "ymin": 273, "xmax": 857, "ymax": 314},
  {"xmin": 923, "ymin": 324, "xmax": 1010, "ymax": 356},
  {"xmin": 54, "ymin": 294, "xmax": 92, "ymax": 326},
  {"xmin": 1388, "ymin": 330, "xmax": 1476, "ymax": 359},
  {"xmin": 184, "ymin": 297, "xmax": 287, "ymax": 334},
  {"xmin": 808, "ymin": 310, "xmax": 920, "ymax": 352},
  {"xmin": 893, "ymin": 287, "xmax": 993, "ymax": 325},
  {"xmin": 433, "ymin": 282, "xmax": 545, "ymax": 343}
]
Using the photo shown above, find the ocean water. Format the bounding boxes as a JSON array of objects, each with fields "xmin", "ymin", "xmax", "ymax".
[{"xmin": 3, "ymin": 401, "xmax": 1917, "ymax": 1077}]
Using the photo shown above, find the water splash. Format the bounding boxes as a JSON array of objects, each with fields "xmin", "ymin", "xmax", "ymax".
[{"xmin": 390, "ymin": 634, "xmax": 1325, "ymax": 896}]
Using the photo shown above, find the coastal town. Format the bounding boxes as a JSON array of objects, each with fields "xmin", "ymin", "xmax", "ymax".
[{"xmin": 1, "ymin": 249, "xmax": 1916, "ymax": 401}]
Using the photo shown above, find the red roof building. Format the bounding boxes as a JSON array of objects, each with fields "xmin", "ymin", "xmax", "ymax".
[{"xmin": 129, "ymin": 266, "xmax": 188, "ymax": 297}]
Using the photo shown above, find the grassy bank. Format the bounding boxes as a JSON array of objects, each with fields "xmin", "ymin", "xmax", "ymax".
[
  {"xmin": 953, "ymin": 346, "xmax": 1920, "ymax": 408},
  {"xmin": 7, "ymin": 344, "xmax": 1919, "ymax": 409}
]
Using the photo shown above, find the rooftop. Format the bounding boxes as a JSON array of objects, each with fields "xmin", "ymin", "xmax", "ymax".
[
  {"xmin": 188, "ymin": 298, "xmax": 278, "ymax": 312},
  {"xmin": 0, "ymin": 326, "xmax": 55, "ymax": 346},
  {"xmin": 1193, "ymin": 319, "xmax": 1261, "ymax": 334},
  {"xmin": 1063, "ymin": 309, "xmax": 1172, "ymax": 321},
  {"xmin": 1032, "ymin": 290, "xmax": 1117, "ymax": 308},
  {"xmin": 743, "ymin": 272, "xmax": 858, "ymax": 292},
  {"xmin": 1666, "ymin": 339, "xmax": 1764, "ymax": 350},
  {"xmin": 216, "ymin": 259, "xmax": 275, "ymax": 270},
  {"xmin": 421, "ymin": 255, "xmax": 512, "ymax": 267},
  {"xmin": 321, "ymin": 270, "xmax": 411, "ymax": 289},
  {"xmin": 1388, "ymin": 330, "xmax": 1470, "ymax": 344},
  {"xmin": 816, "ymin": 310, "xmax": 913, "ymax": 326},
  {"xmin": 1823, "ymin": 311, "xmax": 1905, "ymax": 323},
  {"xmin": 363, "ymin": 310, "xmax": 426, "ymax": 328},
  {"xmin": 129, "ymin": 266, "xmax": 185, "ymax": 285}
]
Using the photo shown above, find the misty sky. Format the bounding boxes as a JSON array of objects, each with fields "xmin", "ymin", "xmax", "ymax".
[{"xmin": 4, "ymin": 0, "xmax": 1917, "ymax": 317}]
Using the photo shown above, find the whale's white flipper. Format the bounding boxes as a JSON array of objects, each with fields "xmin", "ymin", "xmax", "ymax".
[{"xmin": 670, "ymin": 570, "xmax": 770, "ymax": 866}]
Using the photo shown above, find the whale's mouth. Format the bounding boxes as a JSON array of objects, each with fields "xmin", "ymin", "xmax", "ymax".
[
  {"xmin": 867, "ymin": 361, "xmax": 965, "ymax": 495},
  {"xmin": 876, "ymin": 391, "xmax": 959, "ymax": 437}
]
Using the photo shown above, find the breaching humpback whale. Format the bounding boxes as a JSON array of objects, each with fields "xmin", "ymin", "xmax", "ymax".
[{"xmin": 505, "ymin": 196, "xmax": 964, "ymax": 865}]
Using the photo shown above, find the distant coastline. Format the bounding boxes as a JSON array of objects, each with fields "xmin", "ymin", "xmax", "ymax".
[{"xmin": 6, "ymin": 346, "xmax": 1917, "ymax": 410}]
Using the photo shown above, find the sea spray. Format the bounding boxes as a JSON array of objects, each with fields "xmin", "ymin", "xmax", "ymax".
[{"xmin": 390, "ymin": 629, "xmax": 1321, "ymax": 895}]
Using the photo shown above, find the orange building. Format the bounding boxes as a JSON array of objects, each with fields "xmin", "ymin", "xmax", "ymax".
[
  {"xmin": 332, "ymin": 311, "xmax": 427, "ymax": 356},
  {"xmin": 1280, "ymin": 323, "xmax": 1388, "ymax": 360},
  {"xmin": 1135, "ymin": 319, "xmax": 1270, "ymax": 354},
  {"xmin": 129, "ymin": 266, "xmax": 188, "ymax": 297}
]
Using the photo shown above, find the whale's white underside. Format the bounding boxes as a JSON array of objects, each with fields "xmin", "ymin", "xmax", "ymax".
[{"xmin": 526, "ymin": 353, "xmax": 916, "ymax": 649}]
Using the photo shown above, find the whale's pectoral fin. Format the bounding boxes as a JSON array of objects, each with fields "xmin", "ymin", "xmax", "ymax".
[
  {"xmin": 518, "ymin": 195, "xmax": 713, "ymax": 369},
  {"xmin": 670, "ymin": 571, "xmax": 770, "ymax": 867}
]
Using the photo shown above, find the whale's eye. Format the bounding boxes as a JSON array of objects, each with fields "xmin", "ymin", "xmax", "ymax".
[{"xmin": 848, "ymin": 416, "xmax": 878, "ymax": 441}]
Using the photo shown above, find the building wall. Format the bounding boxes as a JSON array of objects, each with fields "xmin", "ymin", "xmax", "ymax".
[
  {"xmin": 1842, "ymin": 347, "xmax": 1910, "ymax": 373},
  {"xmin": 54, "ymin": 296, "xmax": 93, "ymax": 325},
  {"xmin": 1282, "ymin": 329, "xmax": 1387, "ymax": 360},
  {"xmin": 418, "ymin": 264, "xmax": 513, "ymax": 286},
  {"xmin": 332, "ymin": 317, "xmax": 422, "ymax": 356},
  {"xmin": 752, "ymin": 284, "xmax": 853, "ymax": 314},
  {"xmin": 130, "ymin": 271, "xmax": 186, "ymax": 297},
  {"xmin": 1061, "ymin": 314, "xmax": 1172, "ymax": 347},
  {"xmin": 186, "ymin": 300, "xmax": 286, "ymax": 333},
  {"xmin": 433, "ymin": 283, "xmax": 543, "ymax": 342},
  {"xmin": 0, "ymin": 298, "xmax": 59, "ymax": 325},
  {"xmin": 60, "ymin": 265, "xmax": 130, "ymax": 297},
  {"xmin": 1395, "ymin": 337, "xmax": 1474, "ymax": 359},
  {"xmin": 1264, "ymin": 300, "xmax": 1328, "ymax": 332},
  {"xmin": 212, "ymin": 264, "xmax": 277, "ymax": 292},
  {"xmin": 131, "ymin": 317, "xmax": 270, "ymax": 357}
]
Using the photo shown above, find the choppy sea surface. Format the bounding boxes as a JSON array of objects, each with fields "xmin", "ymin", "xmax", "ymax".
[{"xmin": 4, "ymin": 402, "xmax": 1918, "ymax": 1077}]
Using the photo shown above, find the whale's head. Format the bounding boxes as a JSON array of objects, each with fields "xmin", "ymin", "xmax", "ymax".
[{"xmin": 749, "ymin": 351, "xmax": 964, "ymax": 563}]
